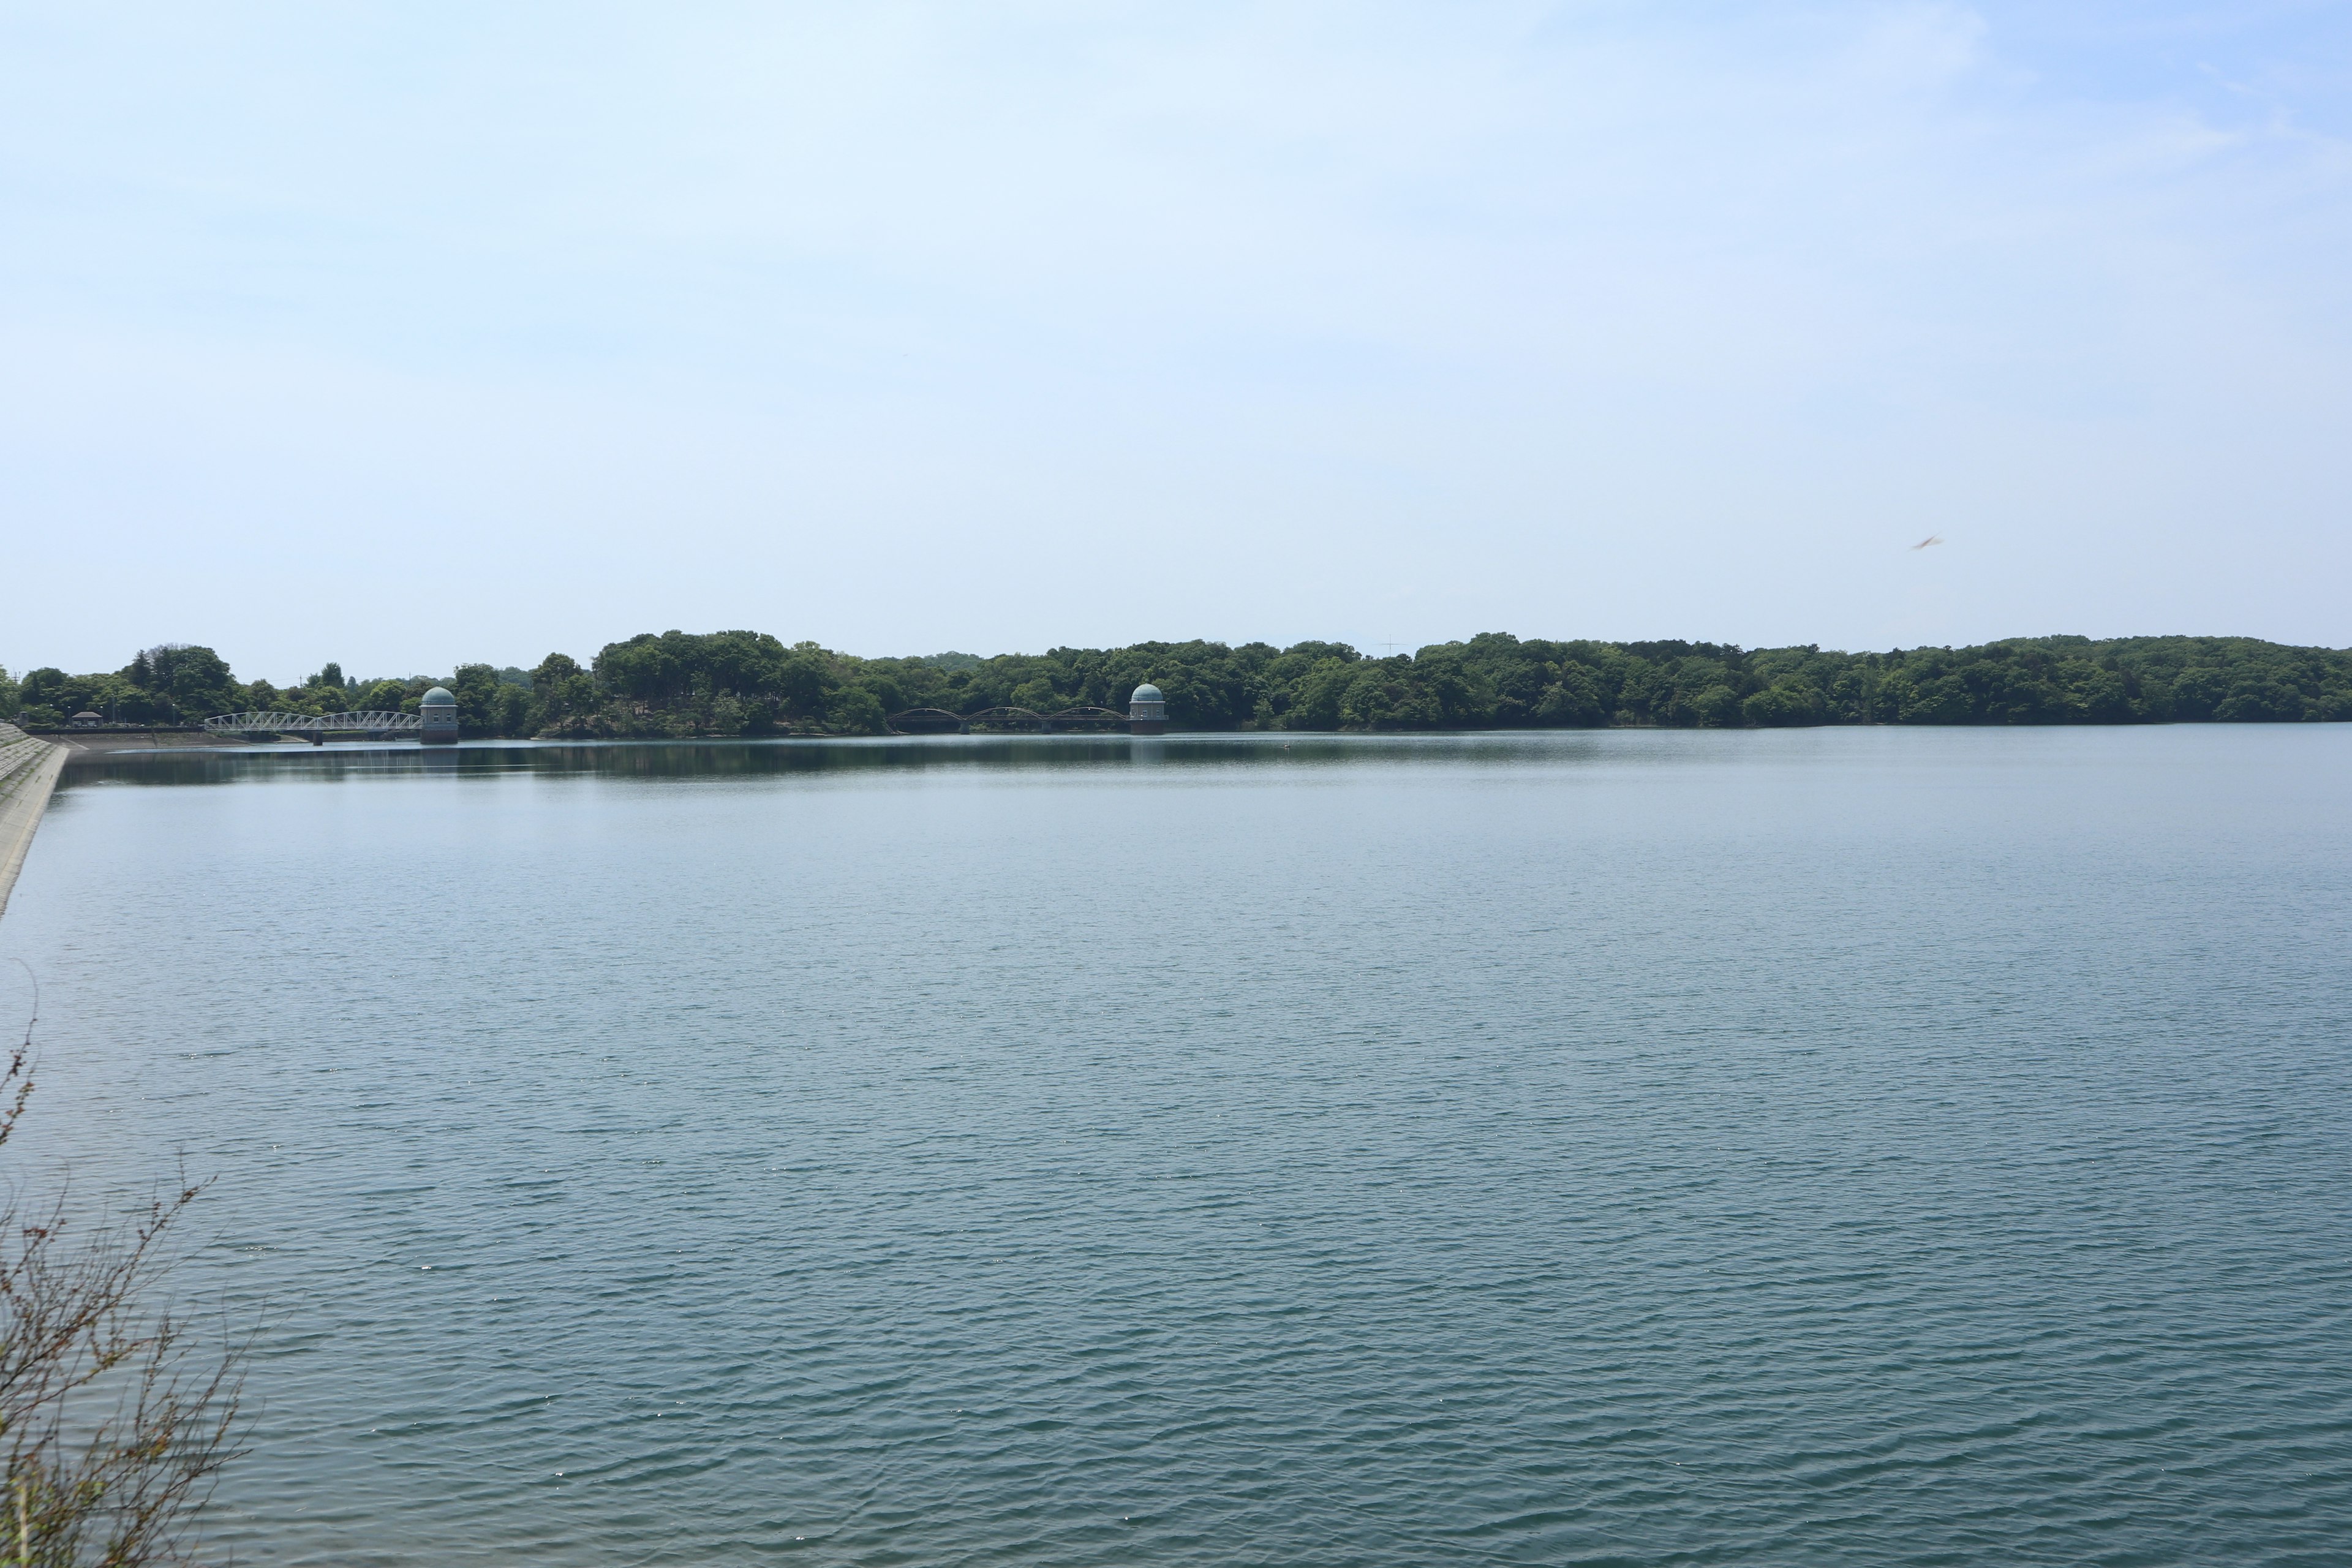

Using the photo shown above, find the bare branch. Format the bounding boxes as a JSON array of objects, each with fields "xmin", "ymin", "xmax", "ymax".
[{"xmin": 0, "ymin": 1008, "xmax": 247, "ymax": 1566}]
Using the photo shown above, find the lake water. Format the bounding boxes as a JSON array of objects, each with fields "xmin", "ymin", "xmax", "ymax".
[{"xmin": 2, "ymin": 728, "xmax": 2350, "ymax": 1566}]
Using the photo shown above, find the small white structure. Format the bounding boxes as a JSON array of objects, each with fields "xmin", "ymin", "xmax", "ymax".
[
  {"xmin": 420, "ymin": 685, "xmax": 459, "ymax": 745},
  {"xmin": 1128, "ymin": 683, "xmax": 1167, "ymax": 736}
]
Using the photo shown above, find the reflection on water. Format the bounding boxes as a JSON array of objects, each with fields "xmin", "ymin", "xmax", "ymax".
[{"xmin": 59, "ymin": 731, "xmax": 1622, "ymax": 789}]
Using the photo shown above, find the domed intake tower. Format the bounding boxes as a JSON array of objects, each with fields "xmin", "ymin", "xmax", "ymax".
[
  {"xmin": 420, "ymin": 685, "xmax": 458, "ymax": 745},
  {"xmin": 1128, "ymin": 683, "xmax": 1167, "ymax": 736}
]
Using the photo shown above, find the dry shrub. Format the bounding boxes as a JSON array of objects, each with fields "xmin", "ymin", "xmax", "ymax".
[{"xmin": 0, "ymin": 998, "xmax": 245, "ymax": 1566}]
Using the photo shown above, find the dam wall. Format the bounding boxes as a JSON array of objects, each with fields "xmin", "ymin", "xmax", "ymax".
[{"xmin": 0, "ymin": 724, "xmax": 67, "ymax": 922}]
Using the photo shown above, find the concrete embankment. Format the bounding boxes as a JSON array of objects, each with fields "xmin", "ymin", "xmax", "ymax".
[
  {"xmin": 0, "ymin": 723, "xmax": 67, "ymax": 921},
  {"xmin": 24, "ymin": 728, "xmax": 224, "ymax": 752}
]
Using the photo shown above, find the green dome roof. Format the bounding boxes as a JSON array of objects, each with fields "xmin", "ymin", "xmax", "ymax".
[
  {"xmin": 421, "ymin": 686, "xmax": 456, "ymax": 704},
  {"xmin": 1130, "ymin": 684, "xmax": 1164, "ymax": 703}
]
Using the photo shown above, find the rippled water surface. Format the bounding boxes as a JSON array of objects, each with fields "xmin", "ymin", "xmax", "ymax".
[{"xmin": 4, "ymin": 728, "xmax": 2351, "ymax": 1565}]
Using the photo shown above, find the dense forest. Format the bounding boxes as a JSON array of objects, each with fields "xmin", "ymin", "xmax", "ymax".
[{"xmin": 6, "ymin": 631, "xmax": 2350, "ymax": 739}]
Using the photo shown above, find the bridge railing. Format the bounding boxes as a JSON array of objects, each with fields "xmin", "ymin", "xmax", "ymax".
[{"xmin": 203, "ymin": 710, "xmax": 423, "ymax": 737}]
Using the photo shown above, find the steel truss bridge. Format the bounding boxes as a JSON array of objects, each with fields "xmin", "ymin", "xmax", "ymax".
[
  {"xmin": 203, "ymin": 710, "xmax": 423, "ymax": 742},
  {"xmin": 888, "ymin": 706, "xmax": 1131, "ymax": 735}
]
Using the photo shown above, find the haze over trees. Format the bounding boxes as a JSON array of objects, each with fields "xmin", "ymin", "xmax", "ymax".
[{"xmin": 6, "ymin": 631, "xmax": 2350, "ymax": 739}]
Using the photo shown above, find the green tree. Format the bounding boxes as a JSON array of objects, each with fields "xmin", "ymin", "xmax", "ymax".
[
  {"xmin": 1689, "ymin": 684, "xmax": 1744, "ymax": 728},
  {"xmin": 420, "ymin": 666, "xmax": 534, "ymax": 736},
  {"xmin": 825, "ymin": 685, "xmax": 887, "ymax": 734},
  {"xmin": 528, "ymin": 654, "xmax": 599, "ymax": 734},
  {"xmin": 1536, "ymin": 666, "xmax": 1607, "ymax": 726},
  {"xmin": 1743, "ymin": 682, "xmax": 1825, "ymax": 726},
  {"xmin": 352, "ymin": 677, "xmax": 413, "ymax": 714}
]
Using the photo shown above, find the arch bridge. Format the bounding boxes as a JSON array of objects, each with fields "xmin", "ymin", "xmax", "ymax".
[
  {"xmin": 888, "ymin": 706, "xmax": 1132, "ymax": 735},
  {"xmin": 203, "ymin": 711, "xmax": 423, "ymax": 743}
]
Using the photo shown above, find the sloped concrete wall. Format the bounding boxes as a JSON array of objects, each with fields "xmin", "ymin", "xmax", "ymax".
[{"xmin": 0, "ymin": 724, "xmax": 67, "ymax": 922}]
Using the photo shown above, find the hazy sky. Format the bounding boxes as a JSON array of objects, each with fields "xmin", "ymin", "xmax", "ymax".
[{"xmin": 5, "ymin": 2, "xmax": 2348, "ymax": 682}]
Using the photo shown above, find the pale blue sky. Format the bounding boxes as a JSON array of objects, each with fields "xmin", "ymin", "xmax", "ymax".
[{"xmin": 4, "ymin": 2, "xmax": 2348, "ymax": 681}]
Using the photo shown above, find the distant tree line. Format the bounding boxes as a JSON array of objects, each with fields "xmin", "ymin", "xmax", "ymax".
[
  {"xmin": 6, "ymin": 631, "xmax": 2350, "ymax": 739},
  {"xmin": 0, "ymin": 647, "xmax": 533, "ymax": 736}
]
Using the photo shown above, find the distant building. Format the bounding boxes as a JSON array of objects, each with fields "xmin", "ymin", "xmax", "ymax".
[
  {"xmin": 1128, "ymin": 683, "xmax": 1167, "ymax": 736},
  {"xmin": 70, "ymin": 712, "xmax": 104, "ymax": 727},
  {"xmin": 420, "ymin": 686, "xmax": 459, "ymax": 745}
]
